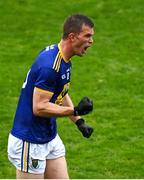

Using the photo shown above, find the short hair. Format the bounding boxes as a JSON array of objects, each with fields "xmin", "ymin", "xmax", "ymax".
[{"xmin": 62, "ymin": 14, "xmax": 94, "ymax": 39}]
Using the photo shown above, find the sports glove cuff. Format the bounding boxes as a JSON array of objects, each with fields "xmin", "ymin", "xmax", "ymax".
[
  {"xmin": 75, "ymin": 118, "xmax": 85, "ymax": 127},
  {"xmin": 74, "ymin": 107, "xmax": 79, "ymax": 116}
]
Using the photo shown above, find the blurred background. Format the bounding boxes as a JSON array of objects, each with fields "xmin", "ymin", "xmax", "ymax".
[{"xmin": 0, "ymin": 0, "xmax": 144, "ymax": 178}]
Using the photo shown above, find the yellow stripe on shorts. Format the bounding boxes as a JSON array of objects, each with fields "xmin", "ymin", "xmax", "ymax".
[{"xmin": 21, "ymin": 141, "xmax": 30, "ymax": 173}]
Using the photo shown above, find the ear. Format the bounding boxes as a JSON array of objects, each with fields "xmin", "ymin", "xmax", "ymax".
[{"xmin": 68, "ymin": 33, "xmax": 76, "ymax": 42}]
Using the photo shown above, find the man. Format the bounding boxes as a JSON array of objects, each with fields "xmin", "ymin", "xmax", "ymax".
[{"xmin": 8, "ymin": 14, "xmax": 94, "ymax": 179}]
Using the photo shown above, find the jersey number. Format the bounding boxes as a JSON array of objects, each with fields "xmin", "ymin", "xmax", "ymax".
[{"xmin": 45, "ymin": 45, "xmax": 54, "ymax": 51}]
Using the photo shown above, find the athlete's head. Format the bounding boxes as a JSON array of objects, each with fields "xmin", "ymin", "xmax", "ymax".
[{"xmin": 62, "ymin": 14, "xmax": 94, "ymax": 56}]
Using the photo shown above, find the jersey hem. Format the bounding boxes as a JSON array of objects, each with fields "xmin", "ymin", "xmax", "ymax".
[{"xmin": 10, "ymin": 131, "xmax": 57, "ymax": 144}]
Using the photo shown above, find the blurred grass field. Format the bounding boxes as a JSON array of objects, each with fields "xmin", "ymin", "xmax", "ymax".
[{"xmin": 0, "ymin": 0, "xmax": 144, "ymax": 178}]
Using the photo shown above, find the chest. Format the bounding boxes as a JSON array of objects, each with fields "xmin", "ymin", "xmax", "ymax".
[
  {"xmin": 56, "ymin": 66, "xmax": 71, "ymax": 92},
  {"xmin": 52, "ymin": 65, "xmax": 71, "ymax": 105}
]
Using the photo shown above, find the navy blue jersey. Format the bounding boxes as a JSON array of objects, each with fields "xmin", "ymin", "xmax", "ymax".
[{"xmin": 11, "ymin": 44, "xmax": 71, "ymax": 144}]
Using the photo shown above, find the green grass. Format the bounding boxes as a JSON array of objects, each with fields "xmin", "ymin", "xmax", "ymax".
[{"xmin": 0, "ymin": 0, "xmax": 144, "ymax": 178}]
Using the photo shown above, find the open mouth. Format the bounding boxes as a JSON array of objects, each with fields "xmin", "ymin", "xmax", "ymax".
[{"xmin": 84, "ymin": 46, "xmax": 90, "ymax": 51}]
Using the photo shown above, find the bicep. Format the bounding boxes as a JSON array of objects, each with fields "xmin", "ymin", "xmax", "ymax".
[
  {"xmin": 33, "ymin": 88, "xmax": 73, "ymax": 117},
  {"xmin": 33, "ymin": 88, "xmax": 54, "ymax": 113}
]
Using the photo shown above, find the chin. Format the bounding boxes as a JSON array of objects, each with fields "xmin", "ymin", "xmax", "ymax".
[
  {"xmin": 76, "ymin": 52, "xmax": 84, "ymax": 57},
  {"xmin": 77, "ymin": 54, "xmax": 83, "ymax": 57},
  {"xmin": 76, "ymin": 54, "xmax": 83, "ymax": 57}
]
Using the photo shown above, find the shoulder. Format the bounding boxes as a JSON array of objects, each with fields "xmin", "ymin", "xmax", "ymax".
[{"xmin": 35, "ymin": 44, "xmax": 60, "ymax": 69}]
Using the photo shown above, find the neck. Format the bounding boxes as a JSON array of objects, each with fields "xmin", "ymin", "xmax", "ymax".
[{"xmin": 58, "ymin": 39, "xmax": 74, "ymax": 61}]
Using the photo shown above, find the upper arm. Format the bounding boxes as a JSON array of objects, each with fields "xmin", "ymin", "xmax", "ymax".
[
  {"xmin": 33, "ymin": 88, "xmax": 54, "ymax": 115},
  {"xmin": 33, "ymin": 66, "xmax": 56, "ymax": 115},
  {"xmin": 34, "ymin": 67, "xmax": 57, "ymax": 93}
]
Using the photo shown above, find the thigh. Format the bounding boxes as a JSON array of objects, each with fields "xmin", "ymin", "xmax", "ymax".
[
  {"xmin": 44, "ymin": 156, "xmax": 69, "ymax": 179},
  {"xmin": 16, "ymin": 169, "xmax": 44, "ymax": 179}
]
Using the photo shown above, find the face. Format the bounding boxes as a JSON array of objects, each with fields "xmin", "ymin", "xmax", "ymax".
[{"xmin": 71, "ymin": 24, "xmax": 94, "ymax": 56}]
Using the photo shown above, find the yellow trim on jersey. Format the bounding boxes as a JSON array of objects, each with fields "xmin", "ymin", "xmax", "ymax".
[
  {"xmin": 58, "ymin": 43, "xmax": 70, "ymax": 63},
  {"xmin": 34, "ymin": 87, "xmax": 54, "ymax": 94},
  {"xmin": 55, "ymin": 54, "xmax": 62, "ymax": 72},
  {"xmin": 53, "ymin": 51, "xmax": 62, "ymax": 72},
  {"xmin": 55, "ymin": 82, "xmax": 70, "ymax": 105},
  {"xmin": 53, "ymin": 52, "xmax": 60, "ymax": 70}
]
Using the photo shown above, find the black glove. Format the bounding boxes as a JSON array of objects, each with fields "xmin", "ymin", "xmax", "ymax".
[
  {"xmin": 76, "ymin": 118, "xmax": 93, "ymax": 138},
  {"xmin": 74, "ymin": 97, "xmax": 93, "ymax": 116}
]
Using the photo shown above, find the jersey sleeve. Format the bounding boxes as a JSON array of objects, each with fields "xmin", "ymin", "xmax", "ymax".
[{"xmin": 34, "ymin": 67, "xmax": 57, "ymax": 93}]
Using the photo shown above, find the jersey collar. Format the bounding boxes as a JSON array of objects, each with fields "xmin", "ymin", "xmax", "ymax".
[{"xmin": 58, "ymin": 43, "xmax": 70, "ymax": 63}]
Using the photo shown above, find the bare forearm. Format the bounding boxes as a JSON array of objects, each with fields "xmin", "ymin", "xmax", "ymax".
[
  {"xmin": 62, "ymin": 94, "xmax": 81, "ymax": 123},
  {"xmin": 33, "ymin": 101, "xmax": 74, "ymax": 117}
]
